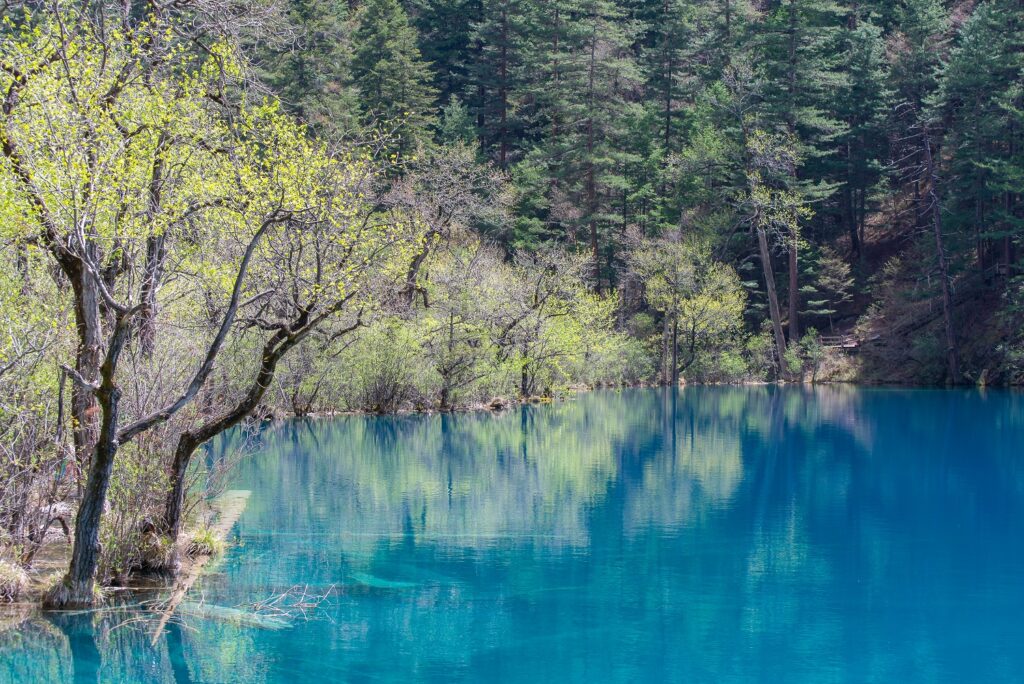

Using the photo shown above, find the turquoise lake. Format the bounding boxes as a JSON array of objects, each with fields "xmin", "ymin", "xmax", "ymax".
[{"xmin": 3, "ymin": 386, "xmax": 1024, "ymax": 682}]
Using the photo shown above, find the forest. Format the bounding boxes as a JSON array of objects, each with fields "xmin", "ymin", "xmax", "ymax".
[{"xmin": 0, "ymin": 0, "xmax": 1021, "ymax": 608}]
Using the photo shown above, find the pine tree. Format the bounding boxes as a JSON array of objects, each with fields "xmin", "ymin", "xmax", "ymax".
[
  {"xmin": 890, "ymin": 0, "xmax": 949, "ymax": 112},
  {"xmin": 407, "ymin": 0, "xmax": 480, "ymax": 106},
  {"xmin": 938, "ymin": 0, "xmax": 1024, "ymax": 277},
  {"xmin": 257, "ymin": 0, "xmax": 360, "ymax": 138},
  {"xmin": 635, "ymin": 0, "xmax": 696, "ymax": 231},
  {"xmin": 438, "ymin": 96, "xmax": 478, "ymax": 145},
  {"xmin": 631, "ymin": 0, "xmax": 694, "ymax": 156},
  {"xmin": 469, "ymin": 0, "xmax": 535, "ymax": 169},
  {"xmin": 885, "ymin": 0, "xmax": 949, "ymax": 261},
  {"xmin": 833, "ymin": 10, "xmax": 891, "ymax": 258},
  {"xmin": 801, "ymin": 245, "xmax": 853, "ymax": 331},
  {"xmin": 351, "ymin": 0, "xmax": 438, "ymax": 159},
  {"xmin": 526, "ymin": 0, "xmax": 642, "ymax": 289},
  {"xmin": 757, "ymin": 0, "xmax": 847, "ymax": 340},
  {"xmin": 689, "ymin": 0, "xmax": 755, "ymax": 80}
]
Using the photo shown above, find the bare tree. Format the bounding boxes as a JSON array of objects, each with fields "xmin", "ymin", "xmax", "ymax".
[
  {"xmin": 160, "ymin": 160, "xmax": 413, "ymax": 544},
  {"xmin": 385, "ymin": 144, "xmax": 510, "ymax": 306}
]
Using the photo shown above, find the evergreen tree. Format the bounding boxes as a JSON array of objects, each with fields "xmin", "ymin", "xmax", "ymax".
[
  {"xmin": 756, "ymin": 0, "xmax": 848, "ymax": 340},
  {"xmin": 469, "ymin": 0, "xmax": 535, "ymax": 169},
  {"xmin": 407, "ymin": 0, "xmax": 480, "ymax": 106},
  {"xmin": 689, "ymin": 0, "xmax": 755, "ymax": 80},
  {"xmin": 885, "ymin": 0, "xmax": 949, "ymax": 261},
  {"xmin": 890, "ymin": 0, "xmax": 949, "ymax": 112},
  {"xmin": 527, "ymin": 0, "xmax": 642, "ymax": 289},
  {"xmin": 438, "ymin": 96, "xmax": 478, "ymax": 145},
  {"xmin": 833, "ymin": 10, "xmax": 891, "ymax": 258},
  {"xmin": 257, "ymin": 0, "xmax": 360, "ymax": 138},
  {"xmin": 351, "ymin": 0, "xmax": 438, "ymax": 159},
  {"xmin": 631, "ymin": 0, "xmax": 694, "ymax": 155},
  {"xmin": 938, "ymin": 0, "xmax": 1024, "ymax": 276},
  {"xmin": 636, "ymin": 0, "xmax": 696, "ymax": 231}
]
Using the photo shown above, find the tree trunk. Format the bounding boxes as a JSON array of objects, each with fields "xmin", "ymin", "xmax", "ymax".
[
  {"xmin": 548, "ymin": 7, "xmax": 561, "ymax": 203},
  {"xmin": 975, "ymin": 186, "xmax": 985, "ymax": 271},
  {"xmin": 785, "ymin": 0, "xmax": 800, "ymax": 344},
  {"xmin": 844, "ymin": 144, "xmax": 860, "ymax": 257},
  {"xmin": 65, "ymin": 263, "xmax": 103, "ymax": 472},
  {"xmin": 921, "ymin": 129, "xmax": 961, "ymax": 384},
  {"xmin": 586, "ymin": 24, "xmax": 600, "ymax": 290},
  {"xmin": 138, "ymin": 233, "xmax": 166, "ymax": 356},
  {"xmin": 498, "ymin": 10, "xmax": 509, "ymax": 169},
  {"xmin": 1005, "ymin": 125, "xmax": 1016, "ymax": 279},
  {"xmin": 663, "ymin": 0, "xmax": 673, "ymax": 153},
  {"xmin": 671, "ymin": 317, "xmax": 679, "ymax": 386},
  {"xmin": 788, "ymin": 225, "xmax": 799, "ymax": 341},
  {"xmin": 139, "ymin": 133, "xmax": 168, "ymax": 356},
  {"xmin": 161, "ymin": 314, "xmax": 348, "ymax": 540},
  {"xmin": 660, "ymin": 316, "xmax": 671, "ymax": 384},
  {"xmin": 757, "ymin": 227, "xmax": 789, "ymax": 377},
  {"xmin": 163, "ymin": 317, "xmax": 341, "ymax": 541},
  {"xmin": 164, "ymin": 434, "xmax": 198, "ymax": 543},
  {"xmin": 46, "ymin": 311, "xmax": 136, "ymax": 608},
  {"xmin": 45, "ymin": 370, "xmax": 123, "ymax": 607},
  {"xmin": 857, "ymin": 187, "xmax": 866, "ymax": 255}
]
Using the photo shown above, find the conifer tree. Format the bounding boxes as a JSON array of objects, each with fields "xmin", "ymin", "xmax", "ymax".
[
  {"xmin": 407, "ymin": 0, "xmax": 480, "ymax": 106},
  {"xmin": 757, "ymin": 0, "xmax": 847, "ymax": 340},
  {"xmin": 351, "ymin": 0, "xmax": 438, "ymax": 159},
  {"xmin": 528, "ymin": 0, "xmax": 642, "ymax": 288},
  {"xmin": 689, "ymin": 0, "xmax": 755, "ymax": 79},
  {"xmin": 938, "ymin": 0, "xmax": 1024, "ymax": 276},
  {"xmin": 890, "ymin": 0, "xmax": 949, "ymax": 112},
  {"xmin": 469, "ymin": 0, "xmax": 535, "ymax": 168},
  {"xmin": 257, "ymin": 0, "xmax": 361, "ymax": 138},
  {"xmin": 833, "ymin": 10, "xmax": 890, "ymax": 258},
  {"xmin": 635, "ymin": 0, "xmax": 695, "ymax": 231},
  {"xmin": 438, "ymin": 96, "xmax": 478, "ymax": 145}
]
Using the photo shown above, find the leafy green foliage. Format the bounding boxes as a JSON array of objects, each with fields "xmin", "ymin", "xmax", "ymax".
[{"xmin": 3, "ymin": 0, "xmax": 1024, "ymax": 604}]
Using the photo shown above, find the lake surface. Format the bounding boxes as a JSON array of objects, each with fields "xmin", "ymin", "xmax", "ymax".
[{"xmin": 3, "ymin": 386, "xmax": 1024, "ymax": 683}]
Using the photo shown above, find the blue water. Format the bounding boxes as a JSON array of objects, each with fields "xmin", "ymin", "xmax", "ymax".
[{"xmin": 3, "ymin": 386, "xmax": 1024, "ymax": 683}]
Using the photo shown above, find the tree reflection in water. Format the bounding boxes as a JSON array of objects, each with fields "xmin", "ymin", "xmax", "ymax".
[{"xmin": 3, "ymin": 387, "xmax": 1024, "ymax": 683}]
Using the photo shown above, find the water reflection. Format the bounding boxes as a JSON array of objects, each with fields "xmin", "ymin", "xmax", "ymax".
[{"xmin": 3, "ymin": 386, "xmax": 1024, "ymax": 683}]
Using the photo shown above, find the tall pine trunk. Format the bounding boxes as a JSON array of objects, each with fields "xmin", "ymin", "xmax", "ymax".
[
  {"xmin": 788, "ymin": 227, "xmax": 799, "ymax": 341},
  {"xmin": 757, "ymin": 226, "xmax": 789, "ymax": 377},
  {"xmin": 585, "ymin": 21, "xmax": 600, "ymax": 290},
  {"xmin": 921, "ymin": 128, "xmax": 961, "ymax": 384},
  {"xmin": 670, "ymin": 317, "xmax": 679, "ymax": 386},
  {"xmin": 498, "ymin": 10, "xmax": 509, "ymax": 169},
  {"xmin": 785, "ymin": 0, "xmax": 800, "ymax": 343}
]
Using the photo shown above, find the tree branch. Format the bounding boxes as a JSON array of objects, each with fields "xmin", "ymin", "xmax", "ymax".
[{"xmin": 117, "ymin": 209, "xmax": 290, "ymax": 443}]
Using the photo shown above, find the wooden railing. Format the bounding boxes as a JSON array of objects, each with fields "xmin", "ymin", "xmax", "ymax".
[{"xmin": 818, "ymin": 334, "xmax": 860, "ymax": 349}]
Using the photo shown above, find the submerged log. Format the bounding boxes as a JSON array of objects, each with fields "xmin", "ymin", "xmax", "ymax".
[
  {"xmin": 175, "ymin": 601, "xmax": 291, "ymax": 630},
  {"xmin": 349, "ymin": 572, "xmax": 417, "ymax": 590},
  {"xmin": 150, "ymin": 490, "xmax": 251, "ymax": 644}
]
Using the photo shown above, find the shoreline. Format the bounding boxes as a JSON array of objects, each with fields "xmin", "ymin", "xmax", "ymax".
[{"xmin": 289, "ymin": 377, "xmax": 1018, "ymax": 421}]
